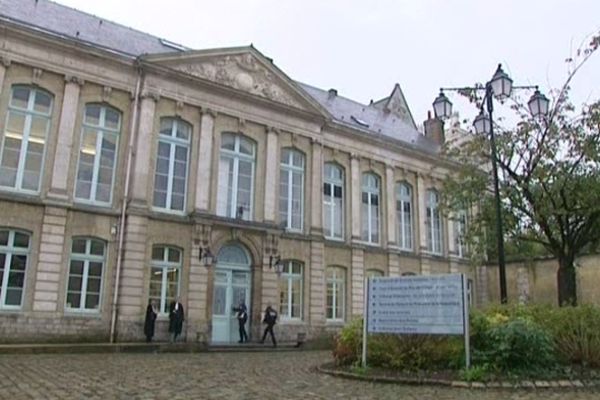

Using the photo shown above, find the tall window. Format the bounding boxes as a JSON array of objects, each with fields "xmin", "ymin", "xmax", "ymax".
[
  {"xmin": 279, "ymin": 149, "xmax": 304, "ymax": 231},
  {"xmin": 323, "ymin": 163, "xmax": 344, "ymax": 239},
  {"xmin": 326, "ymin": 266, "xmax": 345, "ymax": 321},
  {"xmin": 149, "ymin": 246, "xmax": 181, "ymax": 314},
  {"xmin": 75, "ymin": 104, "xmax": 121, "ymax": 204},
  {"xmin": 66, "ymin": 238, "xmax": 105, "ymax": 311},
  {"xmin": 361, "ymin": 173, "xmax": 380, "ymax": 244},
  {"xmin": 217, "ymin": 133, "xmax": 255, "ymax": 220},
  {"xmin": 0, "ymin": 86, "xmax": 52, "ymax": 192},
  {"xmin": 426, "ymin": 189, "xmax": 443, "ymax": 254},
  {"xmin": 396, "ymin": 182, "xmax": 413, "ymax": 250},
  {"xmin": 153, "ymin": 118, "xmax": 190, "ymax": 212},
  {"xmin": 278, "ymin": 260, "xmax": 303, "ymax": 320},
  {"xmin": 0, "ymin": 229, "xmax": 29, "ymax": 309},
  {"xmin": 455, "ymin": 209, "xmax": 468, "ymax": 257}
]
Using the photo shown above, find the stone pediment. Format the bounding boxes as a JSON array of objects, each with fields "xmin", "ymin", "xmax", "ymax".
[{"xmin": 148, "ymin": 49, "xmax": 309, "ymax": 109}]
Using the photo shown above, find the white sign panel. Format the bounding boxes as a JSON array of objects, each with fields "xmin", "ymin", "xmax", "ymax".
[{"xmin": 367, "ymin": 274, "xmax": 466, "ymax": 335}]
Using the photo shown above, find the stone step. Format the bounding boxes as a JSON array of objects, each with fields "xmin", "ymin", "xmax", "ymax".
[{"xmin": 207, "ymin": 342, "xmax": 301, "ymax": 352}]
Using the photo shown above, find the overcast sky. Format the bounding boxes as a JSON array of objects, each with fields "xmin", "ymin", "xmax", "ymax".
[{"xmin": 55, "ymin": 0, "xmax": 599, "ymax": 125}]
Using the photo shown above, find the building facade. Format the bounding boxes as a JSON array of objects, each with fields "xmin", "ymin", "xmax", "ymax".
[{"xmin": 0, "ymin": 0, "xmax": 479, "ymax": 343}]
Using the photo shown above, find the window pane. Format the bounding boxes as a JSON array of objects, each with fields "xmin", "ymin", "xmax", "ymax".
[
  {"xmin": 72, "ymin": 239, "xmax": 87, "ymax": 254},
  {"xmin": 88, "ymin": 262, "xmax": 103, "ymax": 277},
  {"xmin": 85, "ymin": 105, "xmax": 101, "ymax": 126},
  {"xmin": 11, "ymin": 87, "xmax": 30, "ymax": 109},
  {"xmin": 13, "ymin": 232, "xmax": 29, "ymax": 248},
  {"xmin": 85, "ymin": 294, "xmax": 100, "ymax": 310},
  {"xmin": 10, "ymin": 255, "xmax": 27, "ymax": 272},
  {"xmin": 176, "ymin": 121, "xmax": 190, "ymax": 140},
  {"xmin": 221, "ymin": 133, "xmax": 235, "ymax": 150},
  {"xmin": 104, "ymin": 108, "xmax": 120, "ymax": 131},
  {"xmin": 5, "ymin": 288, "xmax": 23, "ymax": 306},
  {"xmin": 168, "ymin": 248, "xmax": 181, "ymax": 263},
  {"xmin": 66, "ymin": 293, "xmax": 80, "ymax": 309},
  {"xmin": 239, "ymin": 137, "xmax": 254, "ymax": 155},
  {"xmin": 69, "ymin": 260, "xmax": 84, "ymax": 276},
  {"xmin": 0, "ymin": 231, "xmax": 8, "ymax": 246},
  {"xmin": 152, "ymin": 247, "xmax": 164, "ymax": 261},
  {"xmin": 90, "ymin": 240, "xmax": 104, "ymax": 256},
  {"xmin": 33, "ymin": 91, "xmax": 52, "ymax": 114}
]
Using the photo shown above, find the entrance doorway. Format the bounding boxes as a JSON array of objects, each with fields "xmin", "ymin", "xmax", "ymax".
[{"xmin": 211, "ymin": 243, "xmax": 251, "ymax": 343}]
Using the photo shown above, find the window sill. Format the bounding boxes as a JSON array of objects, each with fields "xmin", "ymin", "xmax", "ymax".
[{"xmin": 74, "ymin": 199, "xmax": 112, "ymax": 208}]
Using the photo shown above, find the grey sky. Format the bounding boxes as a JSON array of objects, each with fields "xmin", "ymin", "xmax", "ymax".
[{"xmin": 54, "ymin": 0, "xmax": 599, "ymax": 126}]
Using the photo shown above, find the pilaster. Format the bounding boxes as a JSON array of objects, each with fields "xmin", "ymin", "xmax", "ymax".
[
  {"xmin": 310, "ymin": 138, "xmax": 323, "ymax": 234},
  {"xmin": 131, "ymin": 92, "xmax": 158, "ymax": 206},
  {"xmin": 195, "ymin": 108, "xmax": 216, "ymax": 212},
  {"xmin": 309, "ymin": 240, "xmax": 325, "ymax": 324},
  {"xmin": 263, "ymin": 127, "xmax": 279, "ymax": 223},
  {"xmin": 385, "ymin": 164, "xmax": 396, "ymax": 246},
  {"xmin": 0, "ymin": 57, "xmax": 10, "ymax": 95},
  {"xmin": 388, "ymin": 252, "xmax": 400, "ymax": 276},
  {"xmin": 32, "ymin": 207, "xmax": 67, "ymax": 312},
  {"xmin": 416, "ymin": 172, "xmax": 428, "ymax": 254},
  {"xmin": 351, "ymin": 247, "xmax": 364, "ymax": 316},
  {"xmin": 48, "ymin": 75, "xmax": 83, "ymax": 200},
  {"xmin": 350, "ymin": 154, "xmax": 361, "ymax": 241},
  {"xmin": 117, "ymin": 215, "xmax": 148, "ymax": 319}
]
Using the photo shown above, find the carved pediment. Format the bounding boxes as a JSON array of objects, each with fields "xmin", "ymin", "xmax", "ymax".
[{"xmin": 171, "ymin": 53, "xmax": 303, "ymax": 108}]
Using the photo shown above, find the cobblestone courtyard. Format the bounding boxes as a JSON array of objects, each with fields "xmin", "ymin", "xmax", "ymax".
[{"xmin": 0, "ymin": 350, "xmax": 598, "ymax": 399}]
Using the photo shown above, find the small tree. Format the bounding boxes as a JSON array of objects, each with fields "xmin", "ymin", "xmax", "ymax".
[{"xmin": 443, "ymin": 32, "xmax": 600, "ymax": 305}]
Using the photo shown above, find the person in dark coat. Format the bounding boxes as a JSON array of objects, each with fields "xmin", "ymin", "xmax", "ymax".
[
  {"xmin": 143, "ymin": 300, "xmax": 157, "ymax": 342},
  {"xmin": 233, "ymin": 301, "xmax": 248, "ymax": 343},
  {"xmin": 168, "ymin": 296, "xmax": 185, "ymax": 343},
  {"xmin": 260, "ymin": 304, "xmax": 278, "ymax": 347}
]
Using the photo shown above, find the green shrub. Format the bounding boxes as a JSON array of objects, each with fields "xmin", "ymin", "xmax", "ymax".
[
  {"xmin": 473, "ymin": 316, "xmax": 555, "ymax": 373},
  {"xmin": 332, "ymin": 318, "xmax": 462, "ymax": 371}
]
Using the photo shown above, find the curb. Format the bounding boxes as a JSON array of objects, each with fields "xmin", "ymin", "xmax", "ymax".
[{"xmin": 316, "ymin": 364, "xmax": 600, "ymax": 389}]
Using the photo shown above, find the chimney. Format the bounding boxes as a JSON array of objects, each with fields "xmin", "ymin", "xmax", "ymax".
[
  {"xmin": 328, "ymin": 88, "xmax": 338, "ymax": 100},
  {"xmin": 423, "ymin": 111, "xmax": 445, "ymax": 145}
]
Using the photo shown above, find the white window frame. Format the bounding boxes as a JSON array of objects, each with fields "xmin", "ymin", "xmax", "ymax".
[
  {"xmin": 149, "ymin": 246, "xmax": 182, "ymax": 315},
  {"xmin": 217, "ymin": 133, "xmax": 256, "ymax": 220},
  {"xmin": 0, "ymin": 229, "xmax": 30, "ymax": 310},
  {"xmin": 65, "ymin": 238, "xmax": 105, "ymax": 313},
  {"xmin": 361, "ymin": 173, "xmax": 380, "ymax": 244},
  {"xmin": 323, "ymin": 163, "xmax": 344, "ymax": 240},
  {"xmin": 152, "ymin": 118, "xmax": 191, "ymax": 213},
  {"xmin": 326, "ymin": 266, "xmax": 345, "ymax": 322},
  {"xmin": 74, "ymin": 104, "xmax": 121, "ymax": 206},
  {"xmin": 279, "ymin": 260, "xmax": 303, "ymax": 321},
  {"xmin": 0, "ymin": 86, "xmax": 52, "ymax": 193},
  {"xmin": 455, "ymin": 209, "xmax": 468, "ymax": 258},
  {"xmin": 426, "ymin": 189, "xmax": 443, "ymax": 255},
  {"xmin": 279, "ymin": 148, "xmax": 304, "ymax": 232},
  {"xmin": 396, "ymin": 182, "xmax": 413, "ymax": 251}
]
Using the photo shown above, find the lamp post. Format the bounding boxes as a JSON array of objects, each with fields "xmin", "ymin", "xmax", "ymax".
[{"xmin": 433, "ymin": 64, "xmax": 549, "ymax": 304}]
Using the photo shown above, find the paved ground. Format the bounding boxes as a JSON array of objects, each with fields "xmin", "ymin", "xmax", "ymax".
[{"xmin": 0, "ymin": 350, "xmax": 598, "ymax": 399}]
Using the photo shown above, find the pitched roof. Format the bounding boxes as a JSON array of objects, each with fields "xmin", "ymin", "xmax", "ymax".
[
  {"xmin": 0, "ymin": 0, "xmax": 185, "ymax": 56},
  {"xmin": 299, "ymin": 83, "xmax": 439, "ymax": 154}
]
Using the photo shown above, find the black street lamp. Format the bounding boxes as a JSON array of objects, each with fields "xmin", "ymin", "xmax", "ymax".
[{"xmin": 433, "ymin": 64, "xmax": 549, "ymax": 304}]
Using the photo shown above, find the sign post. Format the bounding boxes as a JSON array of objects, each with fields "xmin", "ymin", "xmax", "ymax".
[{"xmin": 363, "ymin": 273, "xmax": 470, "ymax": 369}]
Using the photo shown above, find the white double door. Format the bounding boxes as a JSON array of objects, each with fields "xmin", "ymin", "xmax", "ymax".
[{"xmin": 211, "ymin": 267, "xmax": 251, "ymax": 343}]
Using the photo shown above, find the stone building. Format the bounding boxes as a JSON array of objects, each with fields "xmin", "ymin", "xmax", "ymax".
[{"xmin": 0, "ymin": 0, "xmax": 476, "ymax": 343}]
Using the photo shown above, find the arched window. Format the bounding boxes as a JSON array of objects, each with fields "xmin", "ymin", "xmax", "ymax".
[
  {"xmin": 153, "ymin": 118, "xmax": 191, "ymax": 212},
  {"xmin": 0, "ymin": 86, "xmax": 53, "ymax": 192},
  {"xmin": 0, "ymin": 229, "xmax": 30, "ymax": 308},
  {"xmin": 216, "ymin": 243, "xmax": 250, "ymax": 266},
  {"xmin": 149, "ymin": 245, "xmax": 182, "ymax": 314},
  {"xmin": 75, "ymin": 104, "xmax": 121, "ymax": 204},
  {"xmin": 426, "ymin": 189, "xmax": 443, "ymax": 254},
  {"xmin": 279, "ymin": 148, "xmax": 304, "ymax": 231},
  {"xmin": 66, "ymin": 237, "xmax": 105, "ymax": 311},
  {"xmin": 326, "ymin": 266, "xmax": 345, "ymax": 321},
  {"xmin": 396, "ymin": 182, "xmax": 413, "ymax": 251},
  {"xmin": 278, "ymin": 260, "xmax": 303, "ymax": 320},
  {"xmin": 323, "ymin": 163, "xmax": 344, "ymax": 240},
  {"xmin": 217, "ymin": 133, "xmax": 255, "ymax": 220},
  {"xmin": 366, "ymin": 269, "xmax": 384, "ymax": 279},
  {"xmin": 361, "ymin": 172, "xmax": 380, "ymax": 244}
]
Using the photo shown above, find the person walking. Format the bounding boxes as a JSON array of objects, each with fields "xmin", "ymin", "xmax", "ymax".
[
  {"xmin": 143, "ymin": 300, "xmax": 157, "ymax": 343},
  {"xmin": 233, "ymin": 301, "xmax": 248, "ymax": 343},
  {"xmin": 168, "ymin": 296, "xmax": 185, "ymax": 343},
  {"xmin": 260, "ymin": 304, "xmax": 277, "ymax": 347}
]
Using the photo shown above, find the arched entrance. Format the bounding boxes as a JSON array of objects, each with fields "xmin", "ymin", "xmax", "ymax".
[{"xmin": 211, "ymin": 243, "xmax": 252, "ymax": 343}]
